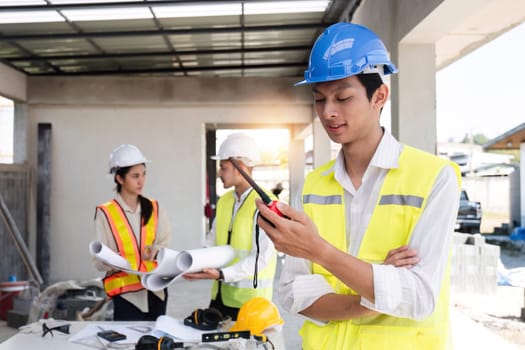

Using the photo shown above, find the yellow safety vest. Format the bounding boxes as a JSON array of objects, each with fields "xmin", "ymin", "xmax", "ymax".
[
  {"xmin": 211, "ymin": 189, "xmax": 277, "ymax": 308},
  {"xmin": 300, "ymin": 145, "xmax": 461, "ymax": 350},
  {"xmin": 98, "ymin": 199, "xmax": 158, "ymax": 297}
]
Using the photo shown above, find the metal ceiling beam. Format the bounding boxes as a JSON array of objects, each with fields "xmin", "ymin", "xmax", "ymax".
[
  {"xmin": 0, "ymin": 0, "xmax": 274, "ymax": 11},
  {"xmin": 323, "ymin": 0, "xmax": 360, "ymax": 22},
  {"xmin": 0, "ymin": 23, "xmax": 328, "ymax": 41},
  {"xmin": 34, "ymin": 62, "xmax": 306, "ymax": 75},
  {"xmin": 144, "ymin": 1, "xmax": 188, "ymax": 75},
  {"xmin": 50, "ymin": 1, "xmax": 119, "ymax": 70},
  {"xmin": 6, "ymin": 40, "xmax": 61, "ymax": 73},
  {"xmin": 6, "ymin": 45, "xmax": 311, "ymax": 62}
]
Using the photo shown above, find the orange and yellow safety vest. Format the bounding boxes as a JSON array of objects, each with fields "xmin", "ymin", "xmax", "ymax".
[{"xmin": 97, "ymin": 199, "xmax": 158, "ymax": 297}]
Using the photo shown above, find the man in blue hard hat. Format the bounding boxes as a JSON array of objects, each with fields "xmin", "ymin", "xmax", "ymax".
[{"xmin": 255, "ymin": 22, "xmax": 461, "ymax": 349}]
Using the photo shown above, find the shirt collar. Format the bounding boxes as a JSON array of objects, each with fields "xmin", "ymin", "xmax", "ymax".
[
  {"xmin": 333, "ymin": 128, "xmax": 402, "ymax": 186},
  {"xmin": 369, "ymin": 129, "xmax": 402, "ymax": 170},
  {"xmin": 115, "ymin": 193, "xmax": 140, "ymax": 214},
  {"xmin": 234, "ymin": 187, "xmax": 253, "ymax": 203}
]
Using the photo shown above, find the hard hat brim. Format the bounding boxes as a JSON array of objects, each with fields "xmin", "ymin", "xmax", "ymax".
[
  {"xmin": 294, "ymin": 63, "xmax": 398, "ymax": 86},
  {"xmin": 210, "ymin": 155, "xmax": 257, "ymax": 167}
]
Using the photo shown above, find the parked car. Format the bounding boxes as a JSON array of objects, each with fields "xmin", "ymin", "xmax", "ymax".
[{"xmin": 455, "ymin": 189, "xmax": 482, "ymax": 233}]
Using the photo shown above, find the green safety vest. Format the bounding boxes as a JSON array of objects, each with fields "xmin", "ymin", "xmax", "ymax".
[
  {"xmin": 211, "ymin": 189, "xmax": 277, "ymax": 308},
  {"xmin": 300, "ymin": 145, "xmax": 461, "ymax": 350}
]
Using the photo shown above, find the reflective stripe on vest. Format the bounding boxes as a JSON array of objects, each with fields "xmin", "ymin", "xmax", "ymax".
[
  {"xmin": 99, "ymin": 199, "xmax": 158, "ymax": 297},
  {"xmin": 379, "ymin": 194, "xmax": 423, "ymax": 207},
  {"xmin": 300, "ymin": 145, "xmax": 461, "ymax": 350},
  {"xmin": 211, "ymin": 189, "xmax": 277, "ymax": 308},
  {"xmin": 303, "ymin": 194, "xmax": 342, "ymax": 205}
]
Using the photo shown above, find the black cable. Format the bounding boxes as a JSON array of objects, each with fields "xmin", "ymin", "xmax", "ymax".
[
  {"xmin": 135, "ymin": 335, "xmax": 184, "ymax": 349},
  {"xmin": 254, "ymin": 217, "xmax": 260, "ymax": 288}
]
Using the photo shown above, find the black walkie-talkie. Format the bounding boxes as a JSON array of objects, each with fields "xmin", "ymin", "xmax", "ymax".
[{"xmin": 229, "ymin": 157, "xmax": 285, "ymax": 218}]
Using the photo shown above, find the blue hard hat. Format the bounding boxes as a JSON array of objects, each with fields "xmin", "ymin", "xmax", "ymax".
[{"xmin": 296, "ymin": 22, "xmax": 398, "ymax": 86}]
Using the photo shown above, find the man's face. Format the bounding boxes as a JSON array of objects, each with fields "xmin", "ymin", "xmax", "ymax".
[
  {"xmin": 312, "ymin": 75, "xmax": 386, "ymax": 146},
  {"xmin": 217, "ymin": 160, "xmax": 237, "ymax": 189}
]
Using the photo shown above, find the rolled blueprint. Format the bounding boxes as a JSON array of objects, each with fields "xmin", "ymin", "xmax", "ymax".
[
  {"xmin": 89, "ymin": 241, "xmax": 235, "ymax": 291},
  {"xmin": 89, "ymin": 240, "xmax": 131, "ymax": 270},
  {"xmin": 141, "ymin": 245, "xmax": 235, "ymax": 291},
  {"xmin": 149, "ymin": 247, "xmax": 181, "ymax": 276}
]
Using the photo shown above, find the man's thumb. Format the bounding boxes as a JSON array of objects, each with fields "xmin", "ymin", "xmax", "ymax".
[{"xmin": 276, "ymin": 201, "xmax": 288, "ymax": 215}]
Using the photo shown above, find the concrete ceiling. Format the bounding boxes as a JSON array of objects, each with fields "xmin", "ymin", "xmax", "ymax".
[
  {"xmin": 0, "ymin": 0, "xmax": 353, "ymax": 77},
  {"xmin": 402, "ymin": 0, "xmax": 525, "ymax": 70},
  {"xmin": 0, "ymin": 0, "xmax": 524, "ymax": 76}
]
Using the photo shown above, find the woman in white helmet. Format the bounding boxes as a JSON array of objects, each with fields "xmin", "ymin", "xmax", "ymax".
[{"xmin": 93, "ymin": 144, "xmax": 171, "ymax": 321}]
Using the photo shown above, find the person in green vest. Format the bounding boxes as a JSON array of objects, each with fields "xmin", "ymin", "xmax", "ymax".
[
  {"xmin": 255, "ymin": 23, "xmax": 462, "ymax": 349},
  {"xmin": 183, "ymin": 133, "xmax": 277, "ymax": 321}
]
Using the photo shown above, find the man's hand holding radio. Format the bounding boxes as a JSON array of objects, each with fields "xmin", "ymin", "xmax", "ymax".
[{"xmin": 255, "ymin": 199, "xmax": 328, "ymax": 262}]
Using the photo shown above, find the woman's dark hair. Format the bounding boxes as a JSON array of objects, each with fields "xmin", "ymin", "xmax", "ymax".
[
  {"xmin": 114, "ymin": 165, "xmax": 153, "ymax": 225},
  {"xmin": 356, "ymin": 73, "xmax": 384, "ymax": 101}
]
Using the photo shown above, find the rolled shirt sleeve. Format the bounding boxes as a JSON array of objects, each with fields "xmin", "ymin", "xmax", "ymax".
[
  {"xmin": 278, "ymin": 256, "xmax": 334, "ymax": 314},
  {"xmin": 155, "ymin": 205, "xmax": 171, "ymax": 250},
  {"xmin": 93, "ymin": 207, "xmax": 113, "ymax": 272}
]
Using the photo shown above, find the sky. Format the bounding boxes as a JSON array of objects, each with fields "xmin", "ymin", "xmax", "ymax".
[{"xmin": 436, "ymin": 21, "xmax": 525, "ymax": 142}]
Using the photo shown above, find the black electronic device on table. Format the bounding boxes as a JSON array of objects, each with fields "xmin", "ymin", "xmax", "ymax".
[{"xmin": 97, "ymin": 330, "xmax": 127, "ymax": 342}]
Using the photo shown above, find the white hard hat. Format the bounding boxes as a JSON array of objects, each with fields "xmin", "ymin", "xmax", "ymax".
[
  {"xmin": 211, "ymin": 133, "xmax": 260, "ymax": 167},
  {"xmin": 108, "ymin": 144, "xmax": 150, "ymax": 174}
]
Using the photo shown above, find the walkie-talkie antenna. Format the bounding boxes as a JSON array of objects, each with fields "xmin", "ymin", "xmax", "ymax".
[
  {"xmin": 228, "ymin": 157, "xmax": 285, "ymax": 218},
  {"xmin": 229, "ymin": 157, "xmax": 271, "ymax": 205}
]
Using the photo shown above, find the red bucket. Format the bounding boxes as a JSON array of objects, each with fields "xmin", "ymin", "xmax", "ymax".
[{"xmin": 0, "ymin": 281, "xmax": 29, "ymax": 320}]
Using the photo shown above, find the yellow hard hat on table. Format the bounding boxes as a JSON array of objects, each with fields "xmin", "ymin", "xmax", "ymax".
[{"xmin": 229, "ymin": 297, "xmax": 284, "ymax": 336}]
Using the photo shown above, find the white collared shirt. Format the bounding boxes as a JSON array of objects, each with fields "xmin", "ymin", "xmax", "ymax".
[{"xmin": 278, "ymin": 130, "xmax": 460, "ymax": 321}]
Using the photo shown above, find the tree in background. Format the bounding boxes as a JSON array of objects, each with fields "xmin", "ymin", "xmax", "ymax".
[
  {"xmin": 461, "ymin": 132, "xmax": 489, "ymax": 145},
  {"xmin": 461, "ymin": 132, "xmax": 521, "ymax": 163}
]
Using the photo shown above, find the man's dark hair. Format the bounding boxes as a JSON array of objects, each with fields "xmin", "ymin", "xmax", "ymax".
[{"xmin": 356, "ymin": 73, "xmax": 383, "ymax": 101}]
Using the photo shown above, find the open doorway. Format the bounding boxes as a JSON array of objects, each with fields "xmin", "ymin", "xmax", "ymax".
[
  {"xmin": 204, "ymin": 127, "xmax": 290, "ymax": 229},
  {"xmin": 0, "ymin": 96, "xmax": 14, "ymax": 164}
]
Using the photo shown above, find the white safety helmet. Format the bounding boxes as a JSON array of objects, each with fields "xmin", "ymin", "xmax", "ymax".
[
  {"xmin": 108, "ymin": 144, "xmax": 150, "ymax": 174},
  {"xmin": 211, "ymin": 133, "xmax": 260, "ymax": 167}
]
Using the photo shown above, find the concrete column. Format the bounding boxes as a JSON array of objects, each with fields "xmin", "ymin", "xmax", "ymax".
[
  {"xmin": 393, "ymin": 43, "xmax": 437, "ymax": 154},
  {"xmin": 13, "ymin": 103, "xmax": 27, "ymax": 164},
  {"xmin": 36, "ymin": 123, "xmax": 52, "ymax": 286},
  {"xmin": 288, "ymin": 137, "xmax": 305, "ymax": 206},
  {"xmin": 520, "ymin": 142, "xmax": 525, "ymax": 227},
  {"xmin": 0, "ymin": 63, "xmax": 26, "ymax": 102}
]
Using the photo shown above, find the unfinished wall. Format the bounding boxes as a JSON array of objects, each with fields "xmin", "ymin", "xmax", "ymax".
[
  {"xmin": 0, "ymin": 63, "xmax": 26, "ymax": 102},
  {"xmin": 26, "ymin": 76, "xmax": 312, "ymax": 282}
]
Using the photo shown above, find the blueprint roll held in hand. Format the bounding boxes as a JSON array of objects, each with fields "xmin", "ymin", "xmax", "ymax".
[{"xmin": 89, "ymin": 240, "xmax": 235, "ymax": 291}]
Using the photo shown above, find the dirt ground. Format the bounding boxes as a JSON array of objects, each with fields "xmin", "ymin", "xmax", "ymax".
[{"xmin": 454, "ymin": 242, "xmax": 525, "ymax": 349}]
